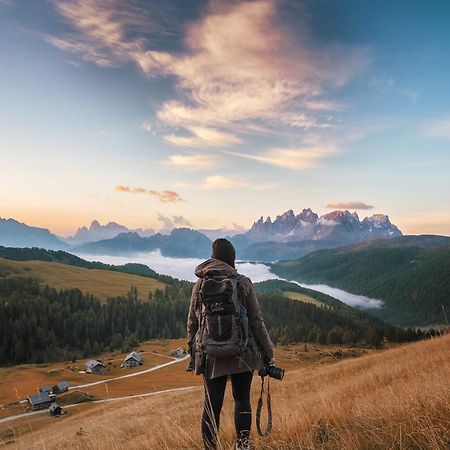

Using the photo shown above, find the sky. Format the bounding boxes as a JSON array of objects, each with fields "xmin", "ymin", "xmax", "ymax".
[{"xmin": 1, "ymin": 0, "xmax": 449, "ymax": 236}]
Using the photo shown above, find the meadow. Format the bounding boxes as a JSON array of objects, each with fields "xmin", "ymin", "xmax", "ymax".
[
  {"xmin": 0, "ymin": 257, "xmax": 164, "ymax": 301},
  {"xmin": 1, "ymin": 333, "xmax": 448, "ymax": 449}
]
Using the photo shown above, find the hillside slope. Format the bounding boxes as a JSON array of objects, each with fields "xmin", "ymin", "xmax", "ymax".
[
  {"xmin": 8, "ymin": 333, "xmax": 450, "ymax": 449},
  {"xmin": 271, "ymin": 236, "xmax": 450, "ymax": 327},
  {"xmin": 0, "ymin": 258, "xmax": 164, "ymax": 301}
]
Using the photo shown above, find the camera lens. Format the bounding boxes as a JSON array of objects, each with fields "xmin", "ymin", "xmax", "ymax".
[{"xmin": 269, "ymin": 365, "xmax": 285, "ymax": 380}]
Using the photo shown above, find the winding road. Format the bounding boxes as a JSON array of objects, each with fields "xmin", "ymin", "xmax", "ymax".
[
  {"xmin": 0, "ymin": 385, "xmax": 201, "ymax": 425},
  {"xmin": 2, "ymin": 355, "xmax": 192, "ymax": 424}
]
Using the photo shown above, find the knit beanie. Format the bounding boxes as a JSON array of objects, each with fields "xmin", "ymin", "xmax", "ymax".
[{"xmin": 211, "ymin": 238, "xmax": 236, "ymax": 268}]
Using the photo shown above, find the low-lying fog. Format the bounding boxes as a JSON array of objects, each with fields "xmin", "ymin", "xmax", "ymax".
[{"xmin": 75, "ymin": 250, "xmax": 383, "ymax": 309}]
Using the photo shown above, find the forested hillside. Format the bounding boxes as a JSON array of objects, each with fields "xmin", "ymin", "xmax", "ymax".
[
  {"xmin": 0, "ymin": 275, "xmax": 431, "ymax": 365},
  {"xmin": 271, "ymin": 236, "xmax": 450, "ymax": 327}
]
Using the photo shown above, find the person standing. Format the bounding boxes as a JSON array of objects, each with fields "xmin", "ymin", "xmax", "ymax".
[{"xmin": 187, "ymin": 238, "xmax": 275, "ymax": 450}]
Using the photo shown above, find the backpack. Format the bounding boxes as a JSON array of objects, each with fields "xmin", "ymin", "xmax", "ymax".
[{"xmin": 198, "ymin": 273, "xmax": 249, "ymax": 360}]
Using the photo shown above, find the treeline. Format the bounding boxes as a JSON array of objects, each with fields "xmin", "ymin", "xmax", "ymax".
[
  {"xmin": 0, "ymin": 277, "xmax": 190, "ymax": 365},
  {"xmin": 0, "ymin": 276, "xmax": 439, "ymax": 365},
  {"xmin": 258, "ymin": 294, "xmax": 436, "ymax": 346}
]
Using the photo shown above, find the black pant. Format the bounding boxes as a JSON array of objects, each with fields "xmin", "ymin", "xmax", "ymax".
[{"xmin": 202, "ymin": 371, "xmax": 253, "ymax": 449}]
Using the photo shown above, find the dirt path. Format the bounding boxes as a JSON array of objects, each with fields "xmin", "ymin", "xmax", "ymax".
[
  {"xmin": 68, "ymin": 355, "xmax": 189, "ymax": 390},
  {"xmin": 0, "ymin": 385, "xmax": 201, "ymax": 425},
  {"xmin": 15, "ymin": 355, "xmax": 189, "ymax": 406}
]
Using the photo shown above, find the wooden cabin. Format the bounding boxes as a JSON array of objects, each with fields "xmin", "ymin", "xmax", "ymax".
[
  {"xmin": 85, "ymin": 359, "xmax": 106, "ymax": 375},
  {"xmin": 121, "ymin": 351, "xmax": 143, "ymax": 369}
]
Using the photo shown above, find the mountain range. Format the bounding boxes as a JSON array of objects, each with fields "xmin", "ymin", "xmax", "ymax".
[
  {"xmin": 232, "ymin": 209, "xmax": 402, "ymax": 260},
  {"xmin": 0, "ymin": 218, "xmax": 68, "ymax": 250},
  {"xmin": 66, "ymin": 220, "xmax": 155, "ymax": 244},
  {"xmin": 74, "ymin": 228, "xmax": 212, "ymax": 258},
  {"xmin": 0, "ymin": 209, "xmax": 404, "ymax": 260}
]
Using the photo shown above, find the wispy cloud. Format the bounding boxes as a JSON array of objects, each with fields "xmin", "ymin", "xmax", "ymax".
[
  {"xmin": 157, "ymin": 213, "xmax": 192, "ymax": 233},
  {"xmin": 115, "ymin": 185, "xmax": 184, "ymax": 202},
  {"xmin": 166, "ymin": 154, "xmax": 220, "ymax": 169},
  {"xmin": 200, "ymin": 175, "xmax": 276, "ymax": 190},
  {"xmin": 424, "ymin": 117, "xmax": 450, "ymax": 139},
  {"xmin": 326, "ymin": 201, "xmax": 374, "ymax": 210},
  {"xmin": 164, "ymin": 125, "xmax": 242, "ymax": 148},
  {"xmin": 227, "ymin": 145, "xmax": 337, "ymax": 170},
  {"xmin": 47, "ymin": 0, "xmax": 370, "ymax": 155}
]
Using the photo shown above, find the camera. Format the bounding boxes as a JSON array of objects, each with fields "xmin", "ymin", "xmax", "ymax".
[{"xmin": 258, "ymin": 363, "xmax": 285, "ymax": 380}]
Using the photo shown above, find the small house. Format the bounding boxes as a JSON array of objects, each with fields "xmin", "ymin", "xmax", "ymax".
[
  {"xmin": 85, "ymin": 359, "xmax": 105, "ymax": 375},
  {"xmin": 49, "ymin": 403, "xmax": 62, "ymax": 416},
  {"xmin": 52, "ymin": 381, "xmax": 69, "ymax": 394},
  {"xmin": 27, "ymin": 393, "xmax": 55, "ymax": 411},
  {"xmin": 121, "ymin": 351, "xmax": 143, "ymax": 369},
  {"xmin": 170, "ymin": 347, "xmax": 186, "ymax": 358},
  {"xmin": 39, "ymin": 385, "xmax": 51, "ymax": 395}
]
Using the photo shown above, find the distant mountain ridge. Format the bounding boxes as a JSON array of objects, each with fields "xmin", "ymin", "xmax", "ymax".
[
  {"xmin": 232, "ymin": 208, "xmax": 402, "ymax": 260},
  {"xmin": 240, "ymin": 208, "xmax": 401, "ymax": 243},
  {"xmin": 1, "ymin": 209, "xmax": 405, "ymax": 261},
  {"xmin": 74, "ymin": 228, "xmax": 212, "ymax": 258},
  {"xmin": 66, "ymin": 220, "xmax": 155, "ymax": 244},
  {"xmin": 0, "ymin": 218, "xmax": 68, "ymax": 250}
]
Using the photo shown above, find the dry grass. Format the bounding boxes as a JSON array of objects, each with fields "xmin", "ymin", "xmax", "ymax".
[
  {"xmin": 0, "ymin": 340, "xmax": 189, "ymax": 407},
  {"xmin": 283, "ymin": 291, "xmax": 323, "ymax": 307},
  {"xmin": 0, "ymin": 258, "xmax": 164, "ymax": 301},
  {"xmin": 4, "ymin": 333, "xmax": 450, "ymax": 449}
]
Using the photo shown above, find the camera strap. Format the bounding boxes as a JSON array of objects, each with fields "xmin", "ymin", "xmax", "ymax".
[{"xmin": 256, "ymin": 375, "xmax": 272, "ymax": 437}]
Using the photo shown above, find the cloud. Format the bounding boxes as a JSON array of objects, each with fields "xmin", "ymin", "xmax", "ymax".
[
  {"xmin": 164, "ymin": 125, "xmax": 242, "ymax": 148},
  {"xmin": 48, "ymin": 0, "xmax": 370, "ymax": 154},
  {"xmin": 227, "ymin": 146, "xmax": 337, "ymax": 170},
  {"xmin": 424, "ymin": 117, "xmax": 450, "ymax": 139},
  {"xmin": 157, "ymin": 214, "xmax": 192, "ymax": 233},
  {"xmin": 166, "ymin": 154, "xmax": 220, "ymax": 169},
  {"xmin": 150, "ymin": 0, "xmax": 369, "ymax": 146},
  {"xmin": 326, "ymin": 202, "xmax": 374, "ymax": 210},
  {"xmin": 201, "ymin": 175, "xmax": 245, "ymax": 190},
  {"xmin": 200, "ymin": 175, "xmax": 276, "ymax": 190},
  {"xmin": 148, "ymin": 190, "xmax": 184, "ymax": 203},
  {"xmin": 115, "ymin": 185, "xmax": 184, "ymax": 202}
]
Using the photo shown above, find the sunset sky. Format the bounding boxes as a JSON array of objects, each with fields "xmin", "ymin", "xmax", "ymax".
[{"xmin": 1, "ymin": 0, "xmax": 449, "ymax": 236}]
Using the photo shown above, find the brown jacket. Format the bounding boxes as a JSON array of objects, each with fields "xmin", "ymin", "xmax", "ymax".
[{"xmin": 187, "ymin": 258, "xmax": 274, "ymax": 379}]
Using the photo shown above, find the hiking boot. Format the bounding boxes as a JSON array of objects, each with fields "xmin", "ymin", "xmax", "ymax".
[{"xmin": 235, "ymin": 437, "xmax": 251, "ymax": 450}]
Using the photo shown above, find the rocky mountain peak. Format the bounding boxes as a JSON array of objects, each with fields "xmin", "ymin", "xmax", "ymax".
[
  {"xmin": 89, "ymin": 220, "xmax": 101, "ymax": 230},
  {"xmin": 297, "ymin": 208, "xmax": 318, "ymax": 223}
]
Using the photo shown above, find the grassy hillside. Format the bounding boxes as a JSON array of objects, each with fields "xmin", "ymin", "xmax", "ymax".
[
  {"xmin": 0, "ymin": 246, "xmax": 177, "ymax": 285},
  {"xmin": 0, "ymin": 257, "xmax": 164, "ymax": 301},
  {"xmin": 7, "ymin": 332, "xmax": 450, "ymax": 449},
  {"xmin": 271, "ymin": 236, "xmax": 450, "ymax": 327}
]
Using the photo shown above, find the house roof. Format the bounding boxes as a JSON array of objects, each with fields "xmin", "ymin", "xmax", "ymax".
[
  {"xmin": 86, "ymin": 359, "xmax": 105, "ymax": 369},
  {"xmin": 39, "ymin": 385, "xmax": 51, "ymax": 392},
  {"xmin": 54, "ymin": 381, "xmax": 69, "ymax": 389},
  {"xmin": 28, "ymin": 393, "xmax": 52, "ymax": 405},
  {"xmin": 124, "ymin": 351, "xmax": 142, "ymax": 363}
]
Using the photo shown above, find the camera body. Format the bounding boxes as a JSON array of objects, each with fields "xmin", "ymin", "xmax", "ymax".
[{"xmin": 258, "ymin": 363, "xmax": 285, "ymax": 380}]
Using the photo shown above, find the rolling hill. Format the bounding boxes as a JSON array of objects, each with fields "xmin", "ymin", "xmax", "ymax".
[
  {"xmin": 271, "ymin": 235, "xmax": 450, "ymax": 327},
  {"xmin": 0, "ymin": 257, "xmax": 165, "ymax": 301}
]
